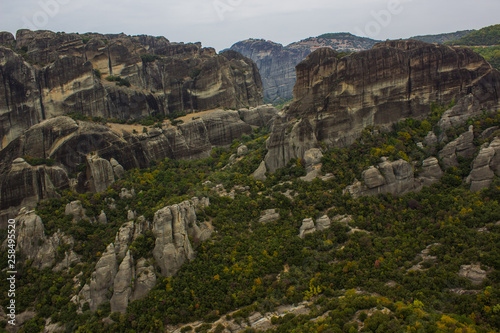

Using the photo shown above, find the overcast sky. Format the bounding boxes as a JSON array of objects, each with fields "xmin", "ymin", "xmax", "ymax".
[{"xmin": 1, "ymin": 0, "xmax": 499, "ymax": 51}]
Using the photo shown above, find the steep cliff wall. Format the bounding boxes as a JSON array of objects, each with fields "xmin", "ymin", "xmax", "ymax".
[
  {"xmin": 0, "ymin": 30, "xmax": 263, "ymax": 149},
  {"xmin": 264, "ymin": 40, "xmax": 500, "ymax": 172},
  {"xmin": 0, "ymin": 106, "xmax": 277, "ymax": 225}
]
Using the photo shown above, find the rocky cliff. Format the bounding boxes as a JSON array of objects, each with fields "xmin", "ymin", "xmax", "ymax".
[
  {"xmin": 0, "ymin": 29, "xmax": 263, "ymax": 149},
  {"xmin": 230, "ymin": 33, "xmax": 378, "ymax": 102},
  {"xmin": 72, "ymin": 197, "xmax": 210, "ymax": 313},
  {"xmin": 264, "ymin": 40, "xmax": 500, "ymax": 172},
  {"xmin": 0, "ymin": 105, "xmax": 277, "ymax": 226}
]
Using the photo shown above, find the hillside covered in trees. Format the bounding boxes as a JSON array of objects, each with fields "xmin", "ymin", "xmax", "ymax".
[
  {"xmin": 448, "ymin": 24, "xmax": 500, "ymax": 71},
  {"xmin": 2, "ymin": 103, "xmax": 500, "ymax": 332}
]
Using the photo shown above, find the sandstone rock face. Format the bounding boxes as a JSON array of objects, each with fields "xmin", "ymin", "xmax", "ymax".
[
  {"xmin": 110, "ymin": 250, "xmax": 134, "ymax": 314},
  {"xmin": 238, "ymin": 105, "xmax": 278, "ymax": 128},
  {"xmin": 467, "ymin": 137, "xmax": 500, "ymax": 191},
  {"xmin": 252, "ymin": 161, "xmax": 268, "ymax": 181},
  {"xmin": 76, "ymin": 216, "xmax": 156, "ymax": 313},
  {"xmin": 299, "ymin": 215, "xmax": 332, "ymax": 238},
  {"xmin": 231, "ymin": 34, "xmax": 378, "ymax": 102},
  {"xmin": 9, "ymin": 211, "xmax": 78, "ymax": 271},
  {"xmin": 0, "ymin": 108, "xmax": 260, "ymax": 223},
  {"xmin": 0, "ymin": 29, "xmax": 263, "ymax": 149},
  {"xmin": 419, "ymin": 157, "xmax": 444, "ymax": 187},
  {"xmin": 80, "ymin": 243, "xmax": 118, "ymax": 311},
  {"xmin": 345, "ymin": 159, "xmax": 417, "ymax": 198},
  {"xmin": 152, "ymin": 198, "xmax": 212, "ymax": 276},
  {"xmin": 231, "ymin": 39, "xmax": 310, "ymax": 102},
  {"xmin": 86, "ymin": 154, "xmax": 115, "ymax": 193},
  {"xmin": 299, "ymin": 218, "xmax": 316, "ymax": 238},
  {"xmin": 438, "ymin": 126, "xmax": 476, "ymax": 169},
  {"xmin": 131, "ymin": 258, "xmax": 156, "ymax": 302},
  {"xmin": 264, "ymin": 40, "xmax": 500, "ymax": 172},
  {"xmin": 0, "ymin": 158, "xmax": 68, "ymax": 227}
]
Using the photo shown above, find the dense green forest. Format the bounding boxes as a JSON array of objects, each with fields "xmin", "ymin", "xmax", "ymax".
[
  {"xmin": 450, "ymin": 24, "xmax": 500, "ymax": 46},
  {"xmin": 2, "ymin": 105, "xmax": 500, "ymax": 332}
]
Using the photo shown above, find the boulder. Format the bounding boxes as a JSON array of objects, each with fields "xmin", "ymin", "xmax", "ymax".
[
  {"xmin": 98, "ymin": 210, "xmax": 107, "ymax": 224},
  {"xmin": 315, "ymin": 215, "xmax": 331, "ymax": 231},
  {"xmin": 64, "ymin": 201, "xmax": 89, "ymax": 223},
  {"xmin": 299, "ymin": 218, "xmax": 316, "ymax": 238},
  {"xmin": 259, "ymin": 209, "xmax": 280, "ymax": 223},
  {"xmin": 252, "ymin": 161, "xmax": 267, "ymax": 181},
  {"xmin": 237, "ymin": 145, "xmax": 248, "ymax": 156},
  {"xmin": 131, "ymin": 258, "xmax": 156, "ymax": 301},
  {"xmin": 458, "ymin": 264, "xmax": 488, "ymax": 285}
]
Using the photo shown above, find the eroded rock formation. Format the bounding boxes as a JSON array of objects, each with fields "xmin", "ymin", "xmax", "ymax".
[
  {"xmin": 467, "ymin": 137, "xmax": 500, "ymax": 191},
  {"xmin": 152, "ymin": 197, "xmax": 211, "ymax": 276},
  {"xmin": 345, "ymin": 157, "xmax": 443, "ymax": 198},
  {"xmin": 0, "ymin": 105, "xmax": 277, "ymax": 224},
  {"xmin": 264, "ymin": 40, "xmax": 500, "ymax": 172},
  {"xmin": 0, "ymin": 29, "xmax": 263, "ymax": 149}
]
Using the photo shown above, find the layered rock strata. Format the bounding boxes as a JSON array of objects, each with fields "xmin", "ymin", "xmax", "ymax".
[
  {"xmin": 264, "ymin": 40, "xmax": 500, "ymax": 172},
  {"xmin": 0, "ymin": 29, "xmax": 263, "ymax": 149}
]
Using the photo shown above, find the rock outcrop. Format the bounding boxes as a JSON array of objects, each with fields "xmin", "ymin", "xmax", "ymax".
[
  {"xmin": 0, "ymin": 106, "xmax": 274, "ymax": 224},
  {"xmin": 458, "ymin": 264, "xmax": 488, "ymax": 285},
  {"xmin": 345, "ymin": 157, "xmax": 443, "ymax": 198},
  {"xmin": 0, "ymin": 158, "xmax": 69, "ymax": 227},
  {"xmin": 438, "ymin": 126, "xmax": 476, "ymax": 169},
  {"xmin": 298, "ymin": 215, "xmax": 332, "ymax": 238},
  {"xmin": 152, "ymin": 197, "xmax": 211, "ymax": 276},
  {"xmin": 259, "ymin": 209, "xmax": 280, "ymax": 223},
  {"xmin": 238, "ymin": 105, "xmax": 278, "ymax": 128},
  {"xmin": 0, "ymin": 29, "xmax": 263, "ymax": 149},
  {"xmin": 264, "ymin": 40, "xmax": 500, "ymax": 172},
  {"xmin": 13, "ymin": 211, "xmax": 79, "ymax": 270},
  {"xmin": 78, "ymin": 243, "xmax": 118, "ymax": 311},
  {"xmin": 76, "ymin": 217, "xmax": 156, "ymax": 312},
  {"xmin": 230, "ymin": 34, "xmax": 378, "ymax": 102},
  {"xmin": 467, "ymin": 137, "xmax": 500, "ymax": 191}
]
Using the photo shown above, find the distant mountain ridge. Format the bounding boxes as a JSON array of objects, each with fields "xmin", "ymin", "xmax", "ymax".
[
  {"xmin": 230, "ymin": 33, "xmax": 379, "ymax": 102},
  {"xmin": 410, "ymin": 30, "xmax": 474, "ymax": 44},
  {"xmin": 287, "ymin": 32, "xmax": 380, "ymax": 52},
  {"xmin": 230, "ymin": 29, "xmax": 482, "ymax": 102}
]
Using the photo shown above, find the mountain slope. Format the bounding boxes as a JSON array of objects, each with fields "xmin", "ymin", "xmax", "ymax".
[
  {"xmin": 411, "ymin": 29, "xmax": 474, "ymax": 44},
  {"xmin": 447, "ymin": 24, "xmax": 500, "ymax": 71}
]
